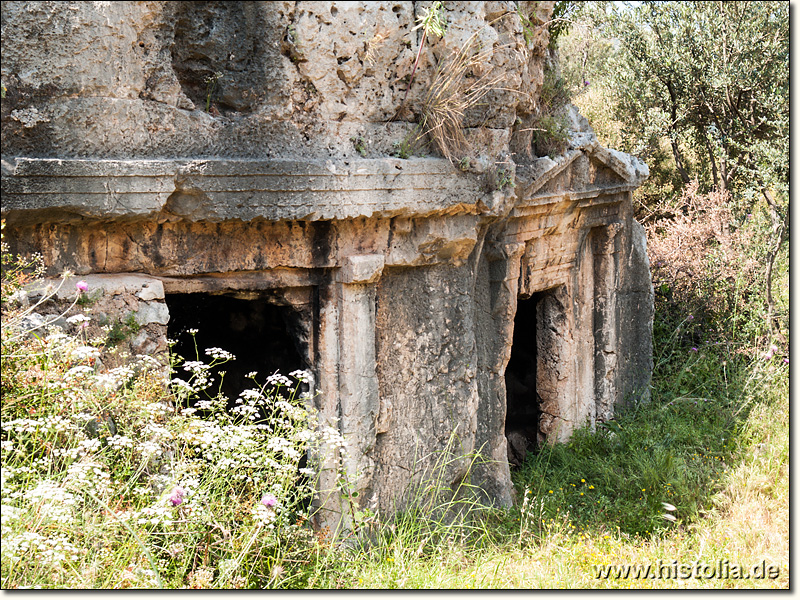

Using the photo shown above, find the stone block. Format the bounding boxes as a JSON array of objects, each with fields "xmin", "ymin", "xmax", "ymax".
[
  {"xmin": 339, "ymin": 254, "xmax": 385, "ymax": 285},
  {"xmin": 134, "ymin": 301, "xmax": 170, "ymax": 326}
]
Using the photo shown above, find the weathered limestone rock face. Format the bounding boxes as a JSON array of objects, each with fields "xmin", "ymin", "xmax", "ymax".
[
  {"xmin": 2, "ymin": 1, "xmax": 653, "ymax": 528},
  {"xmin": 23, "ymin": 274, "xmax": 171, "ymax": 360}
]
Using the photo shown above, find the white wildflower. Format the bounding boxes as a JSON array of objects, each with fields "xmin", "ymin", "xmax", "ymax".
[
  {"xmin": 205, "ymin": 347, "xmax": 235, "ymax": 361},
  {"xmin": 70, "ymin": 345, "xmax": 100, "ymax": 361},
  {"xmin": 239, "ymin": 388, "xmax": 263, "ymax": 401},
  {"xmin": 66, "ymin": 314, "xmax": 91, "ymax": 325},
  {"xmin": 65, "ymin": 365, "xmax": 95, "ymax": 380},
  {"xmin": 266, "ymin": 373, "xmax": 292, "ymax": 387},
  {"xmin": 290, "ymin": 369, "xmax": 313, "ymax": 383}
]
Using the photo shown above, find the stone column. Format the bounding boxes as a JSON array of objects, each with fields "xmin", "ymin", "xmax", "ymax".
[
  {"xmin": 592, "ymin": 222, "xmax": 623, "ymax": 421},
  {"xmin": 574, "ymin": 231, "xmax": 597, "ymax": 430},
  {"xmin": 473, "ymin": 241, "xmax": 525, "ymax": 507},
  {"xmin": 311, "ymin": 278, "xmax": 345, "ymax": 533},
  {"xmin": 536, "ymin": 284, "xmax": 573, "ymax": 443},
  {"xmin": 335, "ymin": 254, "xmax": 385, "ymax": 504}
]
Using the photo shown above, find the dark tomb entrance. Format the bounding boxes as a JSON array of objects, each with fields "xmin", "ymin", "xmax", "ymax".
[
  {"xmin": 505, "ymin": 290, "xmax": 547, "ymax": 467},
  {"xmin": 166, "ymin": 293, "xmax": 309, "ymax": 406}
]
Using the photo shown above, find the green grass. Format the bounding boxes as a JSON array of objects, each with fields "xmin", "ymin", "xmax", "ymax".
[{"xmin": 320, "ymin": 347, "xmax": 787, "ymax": 589}]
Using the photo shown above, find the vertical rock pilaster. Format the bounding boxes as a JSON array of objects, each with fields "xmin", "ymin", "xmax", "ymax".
[{"xmin": 336, "ymin": 254, "xmax": 385, "ymax": 502}]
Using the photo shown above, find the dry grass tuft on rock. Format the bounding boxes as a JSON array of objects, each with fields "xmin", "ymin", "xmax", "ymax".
[{"xmin": 418, "ymin": 34, "xmax": 508, "ymax": 163}]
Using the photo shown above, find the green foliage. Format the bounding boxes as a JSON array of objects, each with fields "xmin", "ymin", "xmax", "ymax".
[
  {"xmin": 548, "ymin": 1, "xmax": 583, "ymax": 47},
  {"xmin": 76, "ymin": 288, "xmax": 103, "ymax": 306},
  {"xmin": 516, "ymin": 5, "xmax": 540, "ymax": 48},
  {"xmin": 350, "ymin": 135, "xmax": 368, "ymax": 157},
  {"xmin": 530, "ymin": 114, "xmax": 570, "ymax": 158},
  {"xmin": 560, "ymin": 2, "xmax": 788, "ymax": 345},
  {"xmin": 103, "ymin": 312, "xmax": 141, "ymax": 347},
  {"xmin": 414, "ymin": 1, "xmax": 447, "ymax": 39},
  {"xmin": 495, "ymin": 168, "xmax": 515, "ymax": 191},
  {"xmin": 520, "ymin": 67, "xmax": 571, "ymax": 159},
  {"xmin": 539, "ymin": 66, "xmax": 570, "ymax": 112},
  {"xmin": 563, "ymin": 1, "xmax": 788, "ymax": 209},
  {"xmin": 1, "ymin": 334, "xmax": 321, "ymax": 587},
  {"xmin": 1, "ymin": 222, "xmax": 45, "ymax": 304},
  {"xmin": 392, "ymin": 139, "xmax": 413, "ymax": 159},
  {"xmin": 481, "ymin": 165, "xmax": 517, "ymax": 193},
  {"xmin": 516, "ymin": 384, "xmax": 743, "ymax": 539},
  {"xmin": 1, "ymin": 244, "xmax": 328, "ymax": 588}
]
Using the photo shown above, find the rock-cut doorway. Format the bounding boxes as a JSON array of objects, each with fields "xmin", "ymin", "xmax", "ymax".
[
  {"xmin": 166, "ymin": 292, "xmax": 308, "ymax": 407},
  {"xmin": 505, "ymin": 289, "xmax": 553, "ymax": 467}
]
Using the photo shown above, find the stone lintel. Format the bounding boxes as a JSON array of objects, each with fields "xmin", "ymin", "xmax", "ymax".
[
  {"xmin": 159, "ymin": 270, "xmax": 317, "ymax": 294},
  {"xmin": 511, "ymin": 185, "xmax": 635, "ymax": 216}
]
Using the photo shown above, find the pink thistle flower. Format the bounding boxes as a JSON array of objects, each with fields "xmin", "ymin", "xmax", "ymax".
[
  {"xmin": 76, "ymin": 281, "xmax": 89, "ymax": 293},
  {"xmin": 168, "ymin": 486, "xmax": 185, "ymax": 506},
  {"xmin": 261, "ymin": 493, "xmax": 278, "ymax": 508}
]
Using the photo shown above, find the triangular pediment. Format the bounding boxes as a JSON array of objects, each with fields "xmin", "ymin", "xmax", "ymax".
[{"xmin": 514, "ymin": 142, "xmax": 648, "ymax": 203}]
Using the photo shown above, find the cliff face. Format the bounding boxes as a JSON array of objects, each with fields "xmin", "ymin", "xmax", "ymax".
[
  {"xmin": 1, "ymin": 1, "xmax": 653, "ymax": 529},
  {"xmin": 1, "ymin": 1, "xmax": 550, "ymax": 160}
]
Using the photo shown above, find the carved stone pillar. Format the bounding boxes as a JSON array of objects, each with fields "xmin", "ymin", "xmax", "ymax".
[
  {"xmin": 592, "ymin": 222, "xmax": 623, "ymax": 421},
  {"xmin": 335, "ymin": 254, "xmax": 385, "ymax": 501}
]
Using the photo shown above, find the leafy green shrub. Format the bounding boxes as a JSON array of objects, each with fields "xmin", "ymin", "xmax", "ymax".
[
  {"xmin": 512, "ymin": 67, "xmax": 571, "ymax": 160},
  {"xmin": 102, "ymin": 313, "xmax": 142, "ymax": 347},
  {"xmin": 530, "ymin": 114, "xmax": 570, "ymax": 158}
]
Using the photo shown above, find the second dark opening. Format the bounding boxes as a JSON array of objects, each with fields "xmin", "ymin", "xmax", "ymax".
[{"xmin": 505, "ymin": 290, "xmax": 547, "ymax": 467}]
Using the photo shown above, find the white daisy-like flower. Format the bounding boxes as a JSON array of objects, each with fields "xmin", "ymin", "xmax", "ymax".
[
  {"xmin": 205, "ymin": 347, "xmax": 235, "ymax": 361},
  {"xmin": 66, "ymin": 314, "xmax": 91, "ymax": 324}
]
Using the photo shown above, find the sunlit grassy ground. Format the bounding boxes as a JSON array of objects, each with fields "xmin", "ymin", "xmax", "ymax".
[
  {"xmin": 327, "ymin": 353, "xmax": 787, "ymax": 589},
  {"xmin": 328, "ymin": 353, "xmax": 787, "ymax": 589}
]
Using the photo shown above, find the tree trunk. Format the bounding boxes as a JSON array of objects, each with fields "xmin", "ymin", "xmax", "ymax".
[
  {"xmin": 665, "ymin": 80, "xmax": 691, "ymax": 184},
  {"xmin": 702, "ymin": 133, "xmax": 720, "ymax": 191},
  {"xmin": 669, "ymin": 134, "xmax": 691, "ymax": 184},
  {"xmin": 762, "ymin": 188, "xmax": 788, "ymax": 344}
]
